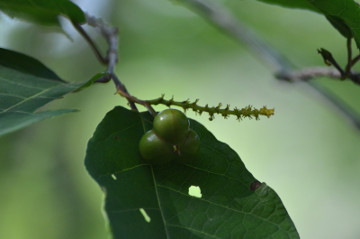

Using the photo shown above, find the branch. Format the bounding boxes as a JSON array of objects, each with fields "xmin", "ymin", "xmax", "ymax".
[
  {"xmin": 277, "ymin": 66, "xmax": 360, "ymax": 85},
  {"xmin": 276, "ymin": 67, "xmax": 341, "ymax": 82},
  {"xmin": 178, "ymin": 0, "xmax": 360, "ymax": 130},
  {"xmin": 85, "ymin": 14, "xmax": 117, "ymax": 73},
  {"xmin": 72, "ymin": 22, "xmax": 107, "ymax": 64},
  {"xmin": 73, "ymin": 13, "xmax": 138, "ymax": 111},
  {"xmin": 115, "ymin": 88, "xmax": 157, "ymax": 117}
]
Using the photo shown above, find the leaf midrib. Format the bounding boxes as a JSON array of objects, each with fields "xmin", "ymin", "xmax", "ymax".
[
  {"xmin": 1, "ymin": 85, "xmax": 55, "ymax": 113},
  {"xmin": 151, "ymin": 166, "xmax": 170, "ymax": 238}
]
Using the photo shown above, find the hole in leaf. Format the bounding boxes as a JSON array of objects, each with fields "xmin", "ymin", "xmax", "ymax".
[
  {"xmin": 188, "ymin": 185, "xmax": 202, "ymax": 198},
  {"xmin": 139, "ymin": 208, "xmax": 151, "ymax": 223},
  {"xmin": 111, "ymin": 174, "xmax": 117, "ymax": 180}
]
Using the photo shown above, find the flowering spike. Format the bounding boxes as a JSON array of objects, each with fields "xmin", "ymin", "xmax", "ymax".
[
  {"xmin": 146, "ymin": 96, "xmax": 274, "ymax": 122},
  {"xmin": 225, "ymin": 104, "xmax": 230, "ymax": 111}
]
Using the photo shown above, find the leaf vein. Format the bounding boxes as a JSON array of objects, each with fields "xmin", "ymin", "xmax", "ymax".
[
  {"xmin": 1, "ymin": 86, "xmax": 55, "ymax": 113},
  {"xmin": 0, "ymin": 92, "xmax": 26, "ymax": 99},
  {"xmin": 182, "ymin": 163, "xmax": 249, "ymax": 188},
  {"xmin": 166, "ymin": 223, "xmax": 222, "ymax": 239},
  {"xmin": 0, "ymin": 76, "xmax": 52, "ymax": 90},
  {"xmin": 151, "ymin": 167, "xmax": 170, "ymax": 238},
  {"xmin": 157, "ymin": 184, "xmax": 289, "ymax": 236}
]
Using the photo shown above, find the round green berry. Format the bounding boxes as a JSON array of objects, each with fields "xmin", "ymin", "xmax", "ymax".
[
  {"xmin": 177, "ymin": 129, "xmax": 200, "ymax": 161},
  {"xmin": 153, "ymin": 109, "xmax": 190, "ymax": 145},
  {"xmin": 139, "ymin": 130, "xmax": 175, "ymax": 164}
]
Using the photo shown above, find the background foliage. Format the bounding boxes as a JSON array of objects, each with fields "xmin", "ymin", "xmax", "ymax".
[{"xmin": 1, "ymin": 0, "xmax": 360, "ymax": 238}]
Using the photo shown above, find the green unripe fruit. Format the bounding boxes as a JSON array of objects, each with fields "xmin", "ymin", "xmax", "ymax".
[
  {"xmin": 139, "ymin": 130, "xmax": 175, "ymax": 164},
  {"xmin": 177, "ymin": 129, "xmax": 200, "ymax": 161},
  {"xmin": 153, "ymin": 109, "xmax": 190, "ymax": 145}
]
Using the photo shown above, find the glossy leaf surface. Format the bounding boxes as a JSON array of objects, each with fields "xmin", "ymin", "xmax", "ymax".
[{"xmin": 85, "ymin": 106, "xmax": 299, "ymax": 239}]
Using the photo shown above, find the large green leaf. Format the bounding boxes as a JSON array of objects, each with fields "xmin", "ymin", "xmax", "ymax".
[
  {"xmin": 85, "ymin": 106, "xmax": 299, "ymax": 239},
  {"xmin": 0, "ymin": 0, "xmax": 85, "ymax": 26},
  {"xmin": 0, "ymin": 48, "xmax": 88, "ymax": 136}
]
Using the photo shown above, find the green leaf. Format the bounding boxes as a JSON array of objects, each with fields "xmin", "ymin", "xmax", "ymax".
[
  {"xmin": 0, "ymin": 0, "xmax": 85, "ymax": 26},
  {"xmin": 0, "ymin": 109, "xmax": 77, "ymax": 136},
  {"xmin": 0, "ymin": 48, "xmax": 89, "ymax": 136},
  {"xmin": 85, "ymin": 106, "xmax": 299, "ymax": 239},
  {"xmin": 256, "ymin": 0, "xmax": 360, "ymax": 47},
  {"xmin": 325, "ymin": 15, "xmax": 353, "ymax": 39},
  {"xmin": 308, "ymin": 0, "xmax": 360, "ymax": 46},
  {"xmin": 256, "ymin": 0, "xmax": 320, "ymax": 12}
]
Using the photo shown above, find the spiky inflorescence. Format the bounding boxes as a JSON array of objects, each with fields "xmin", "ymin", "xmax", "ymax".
[{"xmin": 147, "ymin": 95, "xmax": 274, "ymax": 121}]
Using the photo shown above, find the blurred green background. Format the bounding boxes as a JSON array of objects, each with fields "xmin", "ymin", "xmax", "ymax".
[{"xmin": 1, "ymin": 0, "xmax": 360, "ymax": 238}]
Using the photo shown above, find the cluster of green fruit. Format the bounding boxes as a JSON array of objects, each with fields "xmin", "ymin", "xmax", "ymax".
[{"xmin": 139, "ymin": 109, "xmax": 200, "ymax": 164}]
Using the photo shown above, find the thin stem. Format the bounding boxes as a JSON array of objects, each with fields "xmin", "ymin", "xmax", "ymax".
[
  {"xmin": 72, "ymin": 22, "xmax": 107, "ymax": 64},
  {"xmin": 345, "ymin": 37, "xmax": 352, "ymax": 76},
  {"xmin": 116, "ymin": 87, "xmax": 156, "ymax": 116},
  {"xmin": 112, "ymin": 74, "xmax": 138, "ymax": 111},
  {"xmin": 277, "ymin": 66, "xmax": 360, "ymax": 85},
  {"xmin": 317, "ymin": 48, "xmax": 345, "ymax": 76},
  {"xmin": 277, "ymin": 67, "xmax": 341, "ymax": 82},
  {"xmin": 73, "ymin": 14, "xmax": 138, "ymax": 111},
  {"xmin": 351, "ymin": 54, "xmax": 360, "ymax": 67}
]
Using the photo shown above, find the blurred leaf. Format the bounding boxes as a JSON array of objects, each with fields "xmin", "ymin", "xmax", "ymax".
[
  {"xmin": 325, "ymin": 15, "xmax": 353, "ymax": 39},
  {"xmin": 256, "ymin": 0, "xmax": 360, "ymax": 47},
  {"xmin": 0, "ymin": 0, "xmax": 85, "ymax": 26},
  {"xmin": 309, "ymin": 0, "xmax": 360, "ymax": 46},
  {"xmin": 256, "ymin": 0, "xmax": 320, "ymax": 12},
  {"xmin": 0, "ymin": 109, "xmax": 78, "ymax": 136},
  {"xmin": 0, "ymin": 48, "xmax": 92, "ymax": 136},
  {"xmin": 85, "ymin": 106, "xmax": 299, "ymax": 239}
]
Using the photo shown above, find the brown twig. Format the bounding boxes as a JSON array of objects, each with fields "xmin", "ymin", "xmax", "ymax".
[
  {"xmin": 277, "ymin": 66, "xmax": 360, "ymax": 85},
  {"xmin": 73, "ymin": 13, "xmax": 138, "ymax": 111},
  {"xmin": 72, "ymin": 22, "xmax": 107, "ymax": 64},
  {"xmin": 276, "ymin": 67, "xmax": 341, "ymax": 82},
  {"xmin": 280, "ymin": 41, "xmax": 360, "ymax": 84},
  {"xmin": 115, "ymin": 88, "xmax": 157, "ymax": 116},
  {"xmin": 280, "ymin": 45, "xmax": 360, "ymax": 85},
  {"xmin": 85, "ymin": 14, "xmax": 117, "ymax": 72}
]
